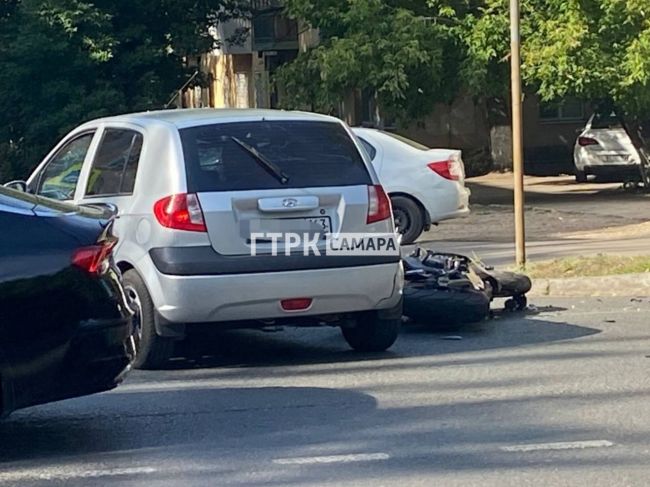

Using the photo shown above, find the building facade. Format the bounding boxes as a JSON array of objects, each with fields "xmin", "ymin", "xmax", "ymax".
[{"xmin": 179, "ymin": 5, "xmax": 586, "ymax": 176}]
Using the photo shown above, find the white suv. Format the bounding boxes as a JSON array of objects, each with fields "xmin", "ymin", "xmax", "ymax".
[{"xmin": 21, "ymin": 109, "xmax": 403, "ymax": 368}]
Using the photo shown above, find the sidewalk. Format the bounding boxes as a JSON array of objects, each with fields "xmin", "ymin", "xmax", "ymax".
[
  {"xmin": 413, "ymin": 174, "xmax": 650, "ymax": 296},
  {"xmin": 419, "ymin": 236, "xmax": 650, "ymax": 267},
  {"xmin": 416, "ymin": 174, "xmax": 650, "ymax": 267}
]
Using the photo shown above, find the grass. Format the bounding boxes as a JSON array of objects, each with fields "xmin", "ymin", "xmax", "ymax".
[{"xmin": 525, "ymin": 254, "xmax": 650, "ymax": 279}]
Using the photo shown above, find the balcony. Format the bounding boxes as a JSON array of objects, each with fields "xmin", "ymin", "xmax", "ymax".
[
  {"xmin": 251, "ymin": 0, "xmax": 283, "ymax": 13},
  {"xmin": 252, "ymin": 11, "xmax": 298, "ymax": 51}
]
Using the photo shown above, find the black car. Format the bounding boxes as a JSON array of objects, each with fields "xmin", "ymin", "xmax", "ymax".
[{"xmin": 0, "ymin": 186, "xmax": 134, "ymax": 416}]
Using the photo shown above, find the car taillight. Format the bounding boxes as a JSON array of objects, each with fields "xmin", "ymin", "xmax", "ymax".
[
  {"xmin": 72, "ymin": 241, "xmax": 116, "ymax": 275},
  {"xmin": 578, "ymin": 136, "xmax": 599, "ymax": 147},
  {"xmin": 367, "ymin": 185, "xmax": 391, "ymax": 224},
  {"xmin": 153, "ymin": 193, "xmax": 207, "ymax": 232},
  {"xmin": 427, "ymin": 158, "xmax": 462, "ymax": 181}
]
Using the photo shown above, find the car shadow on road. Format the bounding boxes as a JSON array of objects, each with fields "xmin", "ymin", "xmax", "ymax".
[
  {"xmin": 0, "ymin": 386, "xmax": 378, "ymax": 464},
  {"xmin": 156, "ymin": 306, "xmax": 600, "ymax": 373}
]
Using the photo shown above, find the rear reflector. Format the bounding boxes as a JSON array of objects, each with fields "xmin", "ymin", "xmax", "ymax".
[
  {"xmin": 281, "ymin": 298, "xmax": 313, "ymax": 311},
  {"xmin": 578, "ymin": 136, "xmax": 599, "ymax": 147},
  {"xmin": 153, "ymin": 193, "xmax": 207, "ymax": 232},
  {"xmin": 72, "ymin": 241, "xmax": 116, "ymax": 275},
  {"xmin": 367, "ymin": 185, "xmax": 392, "ymax": 224},
  {"xmin": 427, "ymin": 159, "xmax": 460, "ymax": 181}
]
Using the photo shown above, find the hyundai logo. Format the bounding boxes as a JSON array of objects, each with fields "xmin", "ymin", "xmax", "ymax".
[{"xmin": 282, "ymin": 198, "xmax": 298, "ymax": 208}]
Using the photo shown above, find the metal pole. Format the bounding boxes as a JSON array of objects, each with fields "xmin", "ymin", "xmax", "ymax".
[{"xmin": 510, "ymin": 0, "xmax": 526, "ymax": 267}]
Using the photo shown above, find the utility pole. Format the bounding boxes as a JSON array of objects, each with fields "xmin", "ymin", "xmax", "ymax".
[{"xmin": 510, "ymin": 0, "xmax": 526, "ymax": 267}]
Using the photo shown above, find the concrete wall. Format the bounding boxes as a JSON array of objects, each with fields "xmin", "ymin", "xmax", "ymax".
[
  {"xmin": 522, "ymin": 94, "xmax": 591, "ymax": 175},
  {"xmin": 399, "ymin": 95, "xmax": 489, "ymax": 151},
  {"xmin": 392, "ymin": 94, "xmax": 589, "ymax": 176}
]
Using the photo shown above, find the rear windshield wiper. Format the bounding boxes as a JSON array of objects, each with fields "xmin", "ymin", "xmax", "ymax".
[{"xmin": 229, "ymin": 136, "xmax": 290, "ymax": 185}]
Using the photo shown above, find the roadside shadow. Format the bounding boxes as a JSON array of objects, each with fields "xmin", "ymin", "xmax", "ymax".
[
  {"xmin": 467, "ymin": 179, "xmax": 650, "ymax": 208},
  {"xmin": 0, "ymin": 387, "xmax": 377, "ymax": 463},
  {"xmin": 159, "ymin": 308, "xmax": 599, "ymax": 372}
]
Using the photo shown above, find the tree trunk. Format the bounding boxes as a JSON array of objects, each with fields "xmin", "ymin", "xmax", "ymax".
[{"xmin": 620, "ymin": 116, "xmax": 650, "ymax": 188}]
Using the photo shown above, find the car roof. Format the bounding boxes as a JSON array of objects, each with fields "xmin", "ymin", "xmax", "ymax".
[{"xmin": 83, "ymin": 109, "xmax": 342, "ymax": 130}]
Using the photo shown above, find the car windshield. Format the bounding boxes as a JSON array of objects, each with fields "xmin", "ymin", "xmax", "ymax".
[{"xmin": 180, "ymin": 121, "xmax": 372, "ymax": 192}]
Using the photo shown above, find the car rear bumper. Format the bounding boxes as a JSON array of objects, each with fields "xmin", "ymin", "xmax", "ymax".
[
  {"xmin": 421, "ymin": 185, "xmax": 470, "ymax": 224},
  {"xmin": 2, "ymin": 316, "xmax": 134, "ymax": 415},
  {"xmin": 141, "ymin": 254, "xmax": 403, "ymax": 326},
  {"xmin": 583, "ymin": 164, "xmax": 641, "ymax": 180},
  {"xmin": 574, "ymin": 148, "xmax": 639, "ymax": 170}
]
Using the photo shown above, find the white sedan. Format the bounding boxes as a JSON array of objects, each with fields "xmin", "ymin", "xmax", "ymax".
[
  {"xmin": 574, "ymin": 112, "xmax": 641, "ymax": 183},
  {"xmin": 353, "ymin": 128, "xmax": 470, "ymax": 244}
]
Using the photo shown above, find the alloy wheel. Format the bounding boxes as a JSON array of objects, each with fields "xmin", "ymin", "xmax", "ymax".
[{"xmin": 124, "ymin": 285, "xmax": 143, "ymax": 355}]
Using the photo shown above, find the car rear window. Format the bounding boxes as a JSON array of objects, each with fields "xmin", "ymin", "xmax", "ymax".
[
  {"xmin": 180, "ymin": 121, "xmax": 372, "ymax": 192},
  {"xmin": 592, "ymin": 112, "xmax": 623, "ymax": 129}
]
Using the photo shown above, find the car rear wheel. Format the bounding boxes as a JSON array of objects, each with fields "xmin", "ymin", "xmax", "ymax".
[
  {"xmin": 123, "ymin": 270, "xmax": 175, "ymax": 370},
  {"xmin": 390, "ymin": 196, "xmax": 425, "ymax": 245},
  {"xmin": 341, "ymin": 311, "xmax": 400, "ymax": 352}
]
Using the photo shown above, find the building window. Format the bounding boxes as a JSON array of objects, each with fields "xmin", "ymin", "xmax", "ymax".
[
  {"xmin": 539, "ymin": 98, "xmax": 585, "ymax": 122},
  {"xmin": 252, "ymin": 13, "xmax": 298, "ymax": 49}
]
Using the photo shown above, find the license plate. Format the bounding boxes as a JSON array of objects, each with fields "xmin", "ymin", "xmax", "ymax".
[
  {"xmin": 601, "ymin": 154, "xmax": 627, "ymax": 163},
  {"xmin": 251, "ymin": 217, "xmax": 332, "ymax": 237},
  {"xmin": 305, "ymin": 217, "xmax": 331, "ymax": 235}
]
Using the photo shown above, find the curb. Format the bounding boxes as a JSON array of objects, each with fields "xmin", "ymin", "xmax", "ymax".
[{"xmin": 529, "ymin": 273, "xmax": 650, "ymax": 298}]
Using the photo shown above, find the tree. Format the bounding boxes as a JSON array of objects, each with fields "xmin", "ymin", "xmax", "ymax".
[
  {"xmin": 0, "ymin": 0, "xmax": 248, "ymax": 181},
  {"xmin": 276, "ymin": 0, "xmax": 464, "ymax": 124},
  {"xmin": 465, "ymin": 0, "xmax": 650, "ymax": 182},
  {"xmin": 277, "ymin": 0, "xmax": 650, "ymax": 177}
]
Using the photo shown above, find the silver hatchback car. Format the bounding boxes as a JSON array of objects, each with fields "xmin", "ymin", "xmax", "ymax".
[{"xmin": 19, "ymin": 109, "xmax": 403, "ymax": 368}]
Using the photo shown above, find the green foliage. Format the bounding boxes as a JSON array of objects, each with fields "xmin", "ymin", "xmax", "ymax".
[
  {"xmin": 2, "ymin": 0, "xmax": 649, "ymax": 180},
  {"xmin": 0, "ymin": 0, "xmax": 248, "ymax": 181},
  {"xmin": 278, "ymin": 0, "xmax": 650, "ymax": 123},
  {"xmin": 277, "ymin": 0, "xmax": 462, "ymax": 124},
  {"xmin": 462, "ymin": 0, "xmax": 650, "ymax": 116}
]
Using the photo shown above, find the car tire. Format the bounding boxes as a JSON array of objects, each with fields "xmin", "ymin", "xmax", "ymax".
[
  {"xmin": 341, "ymin": 310, "xmax": 400, "ymax": 352},
  {"xmin": 390, "ymin": 196, "xmax": 425, "ymax": 245},
  {"xmin": 123, "ymin": 270, "xmax": 175, "ymax": 370},
  {"xmin": 575, "ymin": 170, "xmax": 587, "ymax": 183}
]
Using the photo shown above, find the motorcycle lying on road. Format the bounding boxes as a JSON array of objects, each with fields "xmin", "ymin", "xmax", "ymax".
[{"xmin": 402, "ymin": 248, "xmax": 532, "ymax": 326}]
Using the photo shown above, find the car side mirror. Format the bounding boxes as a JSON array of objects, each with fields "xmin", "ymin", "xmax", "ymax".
[{"xmin": 3, "ymin": 180, "xmax": 28, "ymax": 192}]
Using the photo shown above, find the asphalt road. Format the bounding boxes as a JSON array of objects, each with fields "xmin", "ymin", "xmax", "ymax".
[
  {"xmin": 417, "ymin": 236, "xmax": 650, "ymax": 267},
  {"xmin": 1, "ymin": 297, "xmax": 649, "ymax": 486}
]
